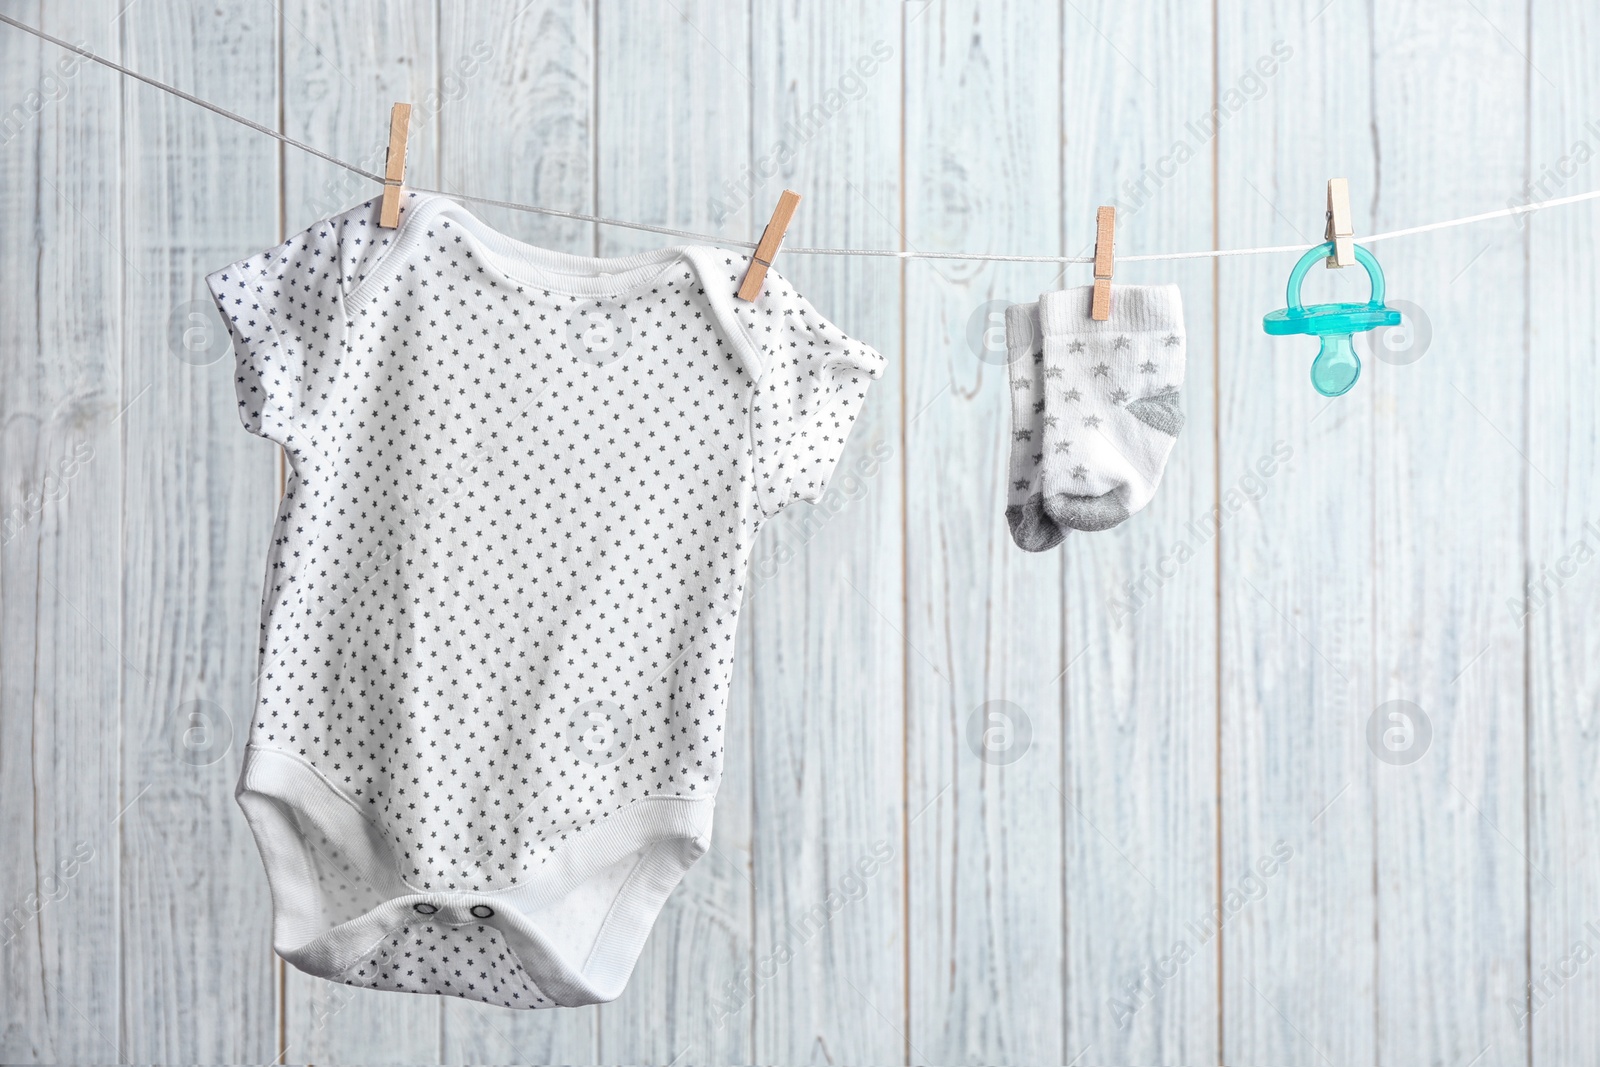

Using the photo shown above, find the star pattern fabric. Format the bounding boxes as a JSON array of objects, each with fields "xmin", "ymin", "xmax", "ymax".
[{"xmin": 1035, "ymin": 285, "xmax": 1187, "ymax": 532}]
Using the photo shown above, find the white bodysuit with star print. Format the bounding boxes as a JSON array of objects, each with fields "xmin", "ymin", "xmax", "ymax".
[{"xmin": 207, "ymin": 193, "xmax": 884, "ymax": 1008}]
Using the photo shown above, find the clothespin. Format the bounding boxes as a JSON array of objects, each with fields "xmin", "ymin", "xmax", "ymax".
[
  {"xmin": 737, "ymin": 190, "xmax": 802, "ymax": 301},
  {"xmin": 378, "ymin": 102, "xmax": 412, "ymax": 229},
  {"xmin": 1091, "ymin": 205, "xmax": 1116, "ymax": 320},
  {"xmin": 1324, "ymin": 177, "xmax": 1353, "ymax": 267}
]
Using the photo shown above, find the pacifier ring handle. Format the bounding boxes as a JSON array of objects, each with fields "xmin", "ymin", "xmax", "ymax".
[{"xmin": 1286, "ymin": 240, "xmax": 1387, "ymax": 310}]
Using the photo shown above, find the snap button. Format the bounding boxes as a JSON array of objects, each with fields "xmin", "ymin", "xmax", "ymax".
[
  {"xmin": 470, "ymin": 904, "xmax": 494, "ymax": 918},
  {"xmin": 413, "ymin": 902, "xmax": 438, "ymax": 915}
]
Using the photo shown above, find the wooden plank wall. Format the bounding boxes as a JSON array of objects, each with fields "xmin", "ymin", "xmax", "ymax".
[{"xmin": 0, "ymin": 1, "xmax": 1593, "ymax": 1063}]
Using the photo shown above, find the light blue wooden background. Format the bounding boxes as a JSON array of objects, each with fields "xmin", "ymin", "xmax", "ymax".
[{"xmin": 1, "ymin": 0, "xmax": 1596, "ymax": 1063}]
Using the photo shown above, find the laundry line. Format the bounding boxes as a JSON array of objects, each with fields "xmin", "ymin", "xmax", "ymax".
[{"xmin": 4, "ymin": 12, "xmax": 1597, "ymax": 265}]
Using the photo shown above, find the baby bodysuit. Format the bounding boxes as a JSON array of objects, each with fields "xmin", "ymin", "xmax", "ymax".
[{"xmin": 208, "ymin": 192, "xmax": 884, "ymax": 1008}]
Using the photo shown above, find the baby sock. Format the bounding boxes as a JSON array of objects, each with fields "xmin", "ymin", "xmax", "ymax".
[
  {"xmin": 1037, "ymin": 284, "xmax": 1186, "ymax": 531},
  {"xmin": 1004, "ymin": 302, "xmax": 1067, "ymax": 552}
]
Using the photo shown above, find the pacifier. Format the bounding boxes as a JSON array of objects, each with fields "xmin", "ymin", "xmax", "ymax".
[{"xmin": 1262, "ymin": 240, "xmax": 1400, "ymax": 397}]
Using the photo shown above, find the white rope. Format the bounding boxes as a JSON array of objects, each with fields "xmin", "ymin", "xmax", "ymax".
[{"xmin": 4, "ymin": 12, "xmax": 1592, "ymax": 265}]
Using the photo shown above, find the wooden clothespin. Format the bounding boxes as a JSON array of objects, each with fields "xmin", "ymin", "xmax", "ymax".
[
  {"xmin": 378, "ymin": 102, "xmax": 413, "ymax": 229},
  {"xmin": 1091, "ymin": 205, "xmax": 1116, "ymax": 320},
  {"xmin": 737, "ymin": 190, "xmax": 802, "ymax": 301},
  {"xmin": 1324, "ymin": 177, "xmax": 1353, "ymax": 267}
]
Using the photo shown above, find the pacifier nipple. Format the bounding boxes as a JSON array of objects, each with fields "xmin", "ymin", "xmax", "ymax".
[{"xmin": 1311, "ymin": 334, "xmax": 1361, "ymax": 397}]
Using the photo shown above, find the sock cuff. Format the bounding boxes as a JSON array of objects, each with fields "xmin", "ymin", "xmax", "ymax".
[
  {"xmin": 1005, "ymin": 301, "xmax": 1042, "ymax": 361},
  {"xmin": 1039, "ymin": 284, "xmax": 1184, "ymax": 337}
]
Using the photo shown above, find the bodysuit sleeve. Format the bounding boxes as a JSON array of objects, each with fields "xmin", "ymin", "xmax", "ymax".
[
  {"xmin": 737, "ymin": 267, "xmax": 887, "ymax": 518},
  {"xmin": 204, "ymin": 194, "xmax": 415, "ymax": 446}
]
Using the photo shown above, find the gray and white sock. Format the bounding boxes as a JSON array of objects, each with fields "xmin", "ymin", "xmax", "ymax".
[
  {"xmin": 1037, "ymin": 284, "xmax": 1186, "ymax": 532},
  {"xmin": 1003, "ymin": 302, "xmax": 1067, "ymax": 552}
]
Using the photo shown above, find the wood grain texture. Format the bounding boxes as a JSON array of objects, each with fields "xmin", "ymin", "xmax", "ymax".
[
  {"xmin": 1369, "ymin": 2, "xmax": 1528, "ymax": 1062},
  {"xmin": 904, "ymin": 2, "xmax": 1067, "ymax": 1062},
  {"xmin": 1, "ymin": 3, "xmax": 62, "ymax": 1059},
  {"xmin": 116, "ymin": 0, "xmax": 282, "ymax": 1060},
  {"xmin": 0, "ymin": 1, "xmax": 1589, "ymax": 1063},
  {"xmin": 1217, "ymin": 4, "xmax": 1380, "ymax": 1063},
  {"xmin": 0, "ymin": 1, "xmax": 124, "ymax": 1061},
  {"xmin": 438, "ymin": 0, "xmax": 594, "ymax": 252},
  {"xmin": 1528, "ymin": 3, "xmax": 1600, "ymax": 1062}
]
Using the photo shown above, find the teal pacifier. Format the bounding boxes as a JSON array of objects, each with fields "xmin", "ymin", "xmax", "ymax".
[{"xmin": 1263, "ymin": 241, "xmax": 1400, "ymax": 397}]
